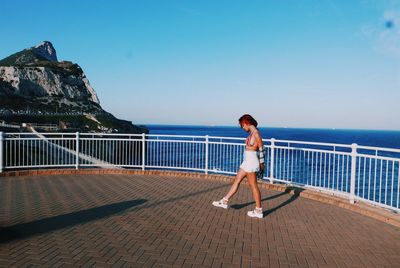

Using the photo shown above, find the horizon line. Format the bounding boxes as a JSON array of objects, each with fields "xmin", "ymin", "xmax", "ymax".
[{"xmin": 135, "ymin": 123, "xmax": 400, "ymax": 132}]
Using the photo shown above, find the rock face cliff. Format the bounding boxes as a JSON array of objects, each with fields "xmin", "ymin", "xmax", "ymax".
[
  {"xmin": 0, "ymin": 41, "xmax": 100, "ymax": 112},
  {"xmin": 0, "ymin": 41, "xmax": 147, "ymax": 133},
  {"xmin": 0, "ymin": 64, "xmax": 99, "ymax": 105}
]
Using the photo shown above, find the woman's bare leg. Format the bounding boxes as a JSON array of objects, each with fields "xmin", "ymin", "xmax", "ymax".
[
  {"xmin": 224, "ymin": 169, "xmax": 247, "ymax": 200},
  {"xmin": 247, "ymin": 172, "xmax": 261, "ymax": 208}
]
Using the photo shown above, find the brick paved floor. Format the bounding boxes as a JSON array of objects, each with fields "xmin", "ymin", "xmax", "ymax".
[{"xmin": 0, "ymin": 174, "xmax": 399, "ymax": 267}]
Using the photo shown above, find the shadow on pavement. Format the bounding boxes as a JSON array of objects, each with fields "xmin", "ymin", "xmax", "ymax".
[
  {"xmin": 230, "ymin": 191, "xmax": 288, "ymax": 209},
  {"xmin": 230, "ymin": 186, "xmax": 305, "ymax": 216},
  {"xmin": 264, "ymin": 187, "xmax": 304, "ymax": 216},
  {"xmin": 0, "ymin": 183, "xmax": 229, "ymax": 244},
  {"xmin": 0, "ymin": 182, "xmax": 230, "ymax": 244},
  {"xmin": 0, "ymin": 199, "xmax": 147, "ymax": 244},
  {"xmin": 140, "ymin": 184, "xmax": 228, "ymax": 209}
]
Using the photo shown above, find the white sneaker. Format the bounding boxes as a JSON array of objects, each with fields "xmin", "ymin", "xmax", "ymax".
[
  {"xmin": 247, "ymin": 209, "xmax": 263, "ymax": 219},
  {"xmin": 212, "ymin": 198, "xmax": 228, "ymax": 209}
]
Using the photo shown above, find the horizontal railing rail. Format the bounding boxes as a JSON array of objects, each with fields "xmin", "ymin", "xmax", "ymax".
[{"xmin": 0, "ymin": 132, "xmax": 399, "ymax": 212}]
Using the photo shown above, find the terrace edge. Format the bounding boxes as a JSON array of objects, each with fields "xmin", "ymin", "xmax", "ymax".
[{"xmin": 1, "ymin": 168, "xmax": 399, "ymax": 228}]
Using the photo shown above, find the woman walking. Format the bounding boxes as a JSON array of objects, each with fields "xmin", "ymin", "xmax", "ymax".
[{"xmin": 212, "ymin": 114, "xmax": 264, "ymax": 218}]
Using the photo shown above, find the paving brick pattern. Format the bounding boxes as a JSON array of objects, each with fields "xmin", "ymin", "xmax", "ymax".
[{"xmin": 0, "ymin": 174, "xmax": 399, "ymax": 267}]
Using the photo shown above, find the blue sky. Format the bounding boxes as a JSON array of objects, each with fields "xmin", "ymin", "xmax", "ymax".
[{"xmin": 1, "ymin": 0, "xmax": 400, "ymax": 130}]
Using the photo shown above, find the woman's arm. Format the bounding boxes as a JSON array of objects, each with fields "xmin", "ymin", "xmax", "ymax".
[
  {"xmin": 254, "ymin": 132, "xmax": 265, "ymax": 173},
  {"xmin": 256, "ymin": 131, "xmax": 263, "ymax": 151}
]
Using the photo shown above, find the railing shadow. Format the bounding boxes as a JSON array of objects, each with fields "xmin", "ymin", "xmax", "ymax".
[{"xmin": 0, "ymin": 199, "xmax": 147, "ymax": 244}]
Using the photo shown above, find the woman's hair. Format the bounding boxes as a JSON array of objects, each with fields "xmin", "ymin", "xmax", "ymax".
[{"xmin": 238, "ymin": 114, "xmax": 258, "ymax": 127}]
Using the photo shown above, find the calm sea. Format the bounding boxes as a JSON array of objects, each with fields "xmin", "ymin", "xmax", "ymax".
[{"xmin": 147, "ymin": 125, "xmax": 400, "ymax": 149}]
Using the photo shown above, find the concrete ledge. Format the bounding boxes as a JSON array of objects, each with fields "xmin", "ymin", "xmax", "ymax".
[{"xmin": 1, "ymin": 168, "xmax": 399, "ymax": 228}]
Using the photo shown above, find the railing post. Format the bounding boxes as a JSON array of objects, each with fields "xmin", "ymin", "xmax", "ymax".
[
  {"xmin": 142, "ymin": 133, "xmax": 146, "ymax": 170},
  {"xmin": 0, "ymin": 132, "xmax": 3, "ymax": 173},
  {"xmin": 205, "ymin": 135, "xmax": 209, "ymax": 174},
  {"xmin": 350, "ymin": 143, "xmax": 357, "ymax": 204},
  {"xmin": 75, "ymin": 132, "xmax": 80, "ymax": 170},
  {"xmin": 269, "ymin": 138, "xmax": 275, "ymax": 184}
]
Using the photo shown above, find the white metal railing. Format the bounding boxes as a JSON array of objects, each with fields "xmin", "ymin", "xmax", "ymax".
[{"xmin": 0, "ymin": 132, "xmax": 399, "ymax": 212}]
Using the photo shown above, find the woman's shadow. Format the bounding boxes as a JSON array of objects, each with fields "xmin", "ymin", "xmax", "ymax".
[{"xmin": 230, "ymin": 187, "xmax": 304, "ymax": 216}]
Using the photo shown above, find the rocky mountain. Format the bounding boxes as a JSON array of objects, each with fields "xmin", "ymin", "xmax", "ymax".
[
  {"xmin": 0, "ymin": 41, "xmax": 147, "ymax": 133},
  {"xmin": 0, "ymin": 41, "xmax": 100, "ymax": 111}
]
